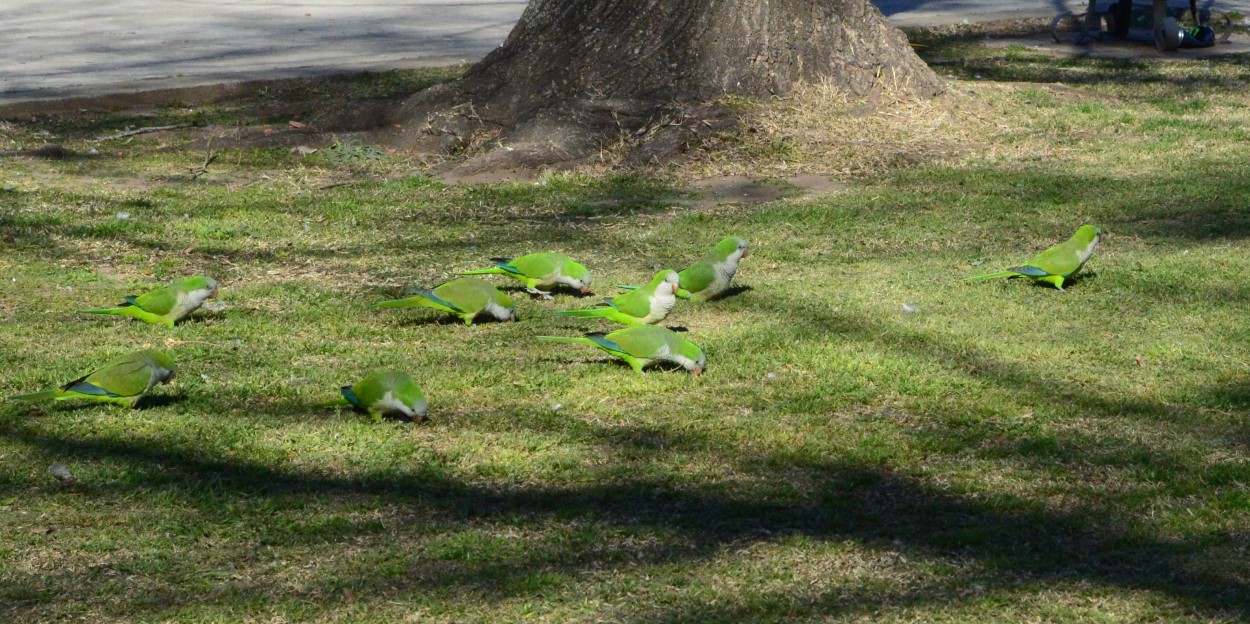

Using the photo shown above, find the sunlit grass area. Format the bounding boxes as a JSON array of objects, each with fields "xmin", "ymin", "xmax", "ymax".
[{"xmin": 1, "ymin": 38, "xmax": 1249, "ymax": 623}]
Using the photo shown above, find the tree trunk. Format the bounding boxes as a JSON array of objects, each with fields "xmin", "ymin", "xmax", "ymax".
[{"xmin": 390, "ymin": 0, "xmax": 943, "ymax": 173}]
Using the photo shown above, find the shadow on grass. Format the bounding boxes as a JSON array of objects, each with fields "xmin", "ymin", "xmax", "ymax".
[
  {"xmin": 2, "ymin": 417, "xmax": 1246, "ymax": 620},
  {"xmin": 3, "ymin": 288, "xmax": 1250, "ymax": 619}
]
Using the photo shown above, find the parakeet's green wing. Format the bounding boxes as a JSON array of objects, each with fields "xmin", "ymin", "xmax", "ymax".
[
  {"xmin": 585, "ymin": 334, "xmax": 633, "ymax": 359},
  {"xmin": 340, "ymin": 385, "xmax": 365, "ymax": 409},
  {"xmin": 74, "ymin": 358, "xmax": 154, "ymax": 397},
  {"xmin": 130, "ymin": 286, "xmax": 178, "ymax": 315},
  {"xmin": 1025, "ymin": 243, "xmax": 1084, "ymax": 277},
  {"xmin": 608, "ymin": 287, "xmax": 654, "ymax": 318},
  {"xmin": 678, "ymin": 260, "xmax": 717, "ymax": 293},
  {"xmin": 508, "ymin": 254, "xmax": 562, "ymax": 279},
  {"xmin": 417, "ymin": 288, "xmax": 466, "ymax": 313},
  {"xmin": 603, "ymin": 326, "xmax": 670, "ymax": 358},
  {"xmin": 435, "ymin": 279, "xmax": 492, "ymax": 312},
  {"xmin": 488, "ymin": 259, "xmax": 527, "ymax": 278}
]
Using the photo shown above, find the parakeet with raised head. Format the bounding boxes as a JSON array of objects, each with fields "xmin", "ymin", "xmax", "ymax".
[
  {"xmin": 8, "ymin": 350, "xmax": 177, "ymax": 408},
  {"xmin": 557, "ymin": 270, "xmax": 678, "ymax": 326},
  {"xmin": 677, "ymin": 236, "xmax": 749, "ymax": 300},
  {"xmin": 966, "ymin": 225, "xmax": 1102, "ymax": 291},
  {"xmin": 461, "ymin": 253, "xmax": 592, "ymax": 299},
  {"xmin": 338, "ymin": 370, "xmax": 428, "ymax": 422},
  {"xmin": 374, "ymin": 277, "xmax": 516, "ymax": 325},
  {"xmin": 80, "ymin": 275, "xmax": 218, "ymax": 327},
  {"xmin": 619, "ymin": 237, "xmax": 749, "ymax": 301},
  {"xmin": 538, "ymin": 325, "xmax": 705, "ymax": 375}
]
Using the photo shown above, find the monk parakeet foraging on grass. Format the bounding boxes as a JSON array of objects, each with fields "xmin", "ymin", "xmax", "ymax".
[
  {"xmin": 460, "ymin": 253, "xmax": 592, "ymax": 299},
  {"xmin": 374, "ymin": 277, "xmax": 516, "ymax": 325},
  {"xmin": 966, "ymin": 225, "xmax": 1102, "ymax": 291},
  {"xmin": 557, "ymin": 270, "xmax": 679, "ymax": 326},
  {"xmin": 80, "ymin": 276, "xmax": 218, "ymax": 327},
  {"xmin": 538, "ymin": 325, "xmax": 706, "ymax": 375},
  {"xmin": 338, "ymin": 370, "xmax": 428, "ymax": 422},
  {"xmin": 621, "ymin": 237, "xmax": 749, "ymax": 301},
  {"xmin": 8, "ymin": 349, "xmax": 177, "ymax": 408}
]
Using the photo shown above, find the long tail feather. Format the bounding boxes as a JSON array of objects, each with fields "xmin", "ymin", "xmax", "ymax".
[
  {"xmin": 374, "ymin": 291, "xmax": 444, "ymax": 310},
  {"xmin": 537, "ymin": 336, "xmax": 593, "ymax": 346},
  {"xmin": 964, "ymin": 270, "xmax": 1020, "ymax": 282},
  {"xmin": 555, "ymin": 308, "xmax": 609, "ymax": 318},
  {"xmin": 8, "ymin": 388, "xmax": 61, "ymax": 402},
  {"xmin": 79, "ymin": 306, "xmax": 128, "ymax": 315},
  {"xmin": 617, "ymin": 284, "xmax": 640, "ymax": 291},
  {"xmin": 373, "ymin": 298, "xmax": 419, "ymax": 309},
  {"xmin": 459, "ymin": 268, "xmax": 505, "ymax": 276}
]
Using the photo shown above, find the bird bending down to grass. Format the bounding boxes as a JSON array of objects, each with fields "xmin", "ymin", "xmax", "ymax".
[
  {"xmin": 374, "ymin": 277, "xmax": 516, "ymax": 325},
  {"xmin": 80, "ymin": 275, "xmax": 218, "ymax": 327},
  {"xmin": 461, "ymin": 253, "xmax": 592, "ymax": 299},
  {"xmin": 558, "ymin": 270, "xmax": 679, "ymax": 326},
  {"xmin": 966, "ymin": 225, "xmax": 1101, "ymax": 291},
  {"xmin": 538, "ymin": 325, "xmax": 705, "ymax": 375},
  {"xmin": 336, "ymin": 370, "xmax": 428, "ymax": 422},
  {"xmin": 8, "ymin": 350, "xmax": 177, "ymax": 409}
]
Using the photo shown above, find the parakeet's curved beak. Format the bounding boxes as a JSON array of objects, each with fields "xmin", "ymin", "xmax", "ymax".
[
  {"xmin": 690, "ymin": 367, "xmax": 703, "ymax": 376},
  {"xmin": 580, "ymin": 285, "xmax": 591, "ymax": 293},
  {"xmin": 742, "ymin": 249, "xmax": 749, "ymax": 258},
  {"xmin": 671, "ymin": 283, "xmax": 679, "ymax": 294}
]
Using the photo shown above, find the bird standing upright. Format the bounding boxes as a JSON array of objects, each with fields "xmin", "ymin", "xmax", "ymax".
[
  {"xmin": 620, "ymin": 237, "xmax": 749, "ymax": 301},
  {"xmin": 557, "ymin": 270, "xmax": 679, "ymax": 326}
]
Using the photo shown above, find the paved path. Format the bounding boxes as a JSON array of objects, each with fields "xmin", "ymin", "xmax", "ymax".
[
  {"xmin": 1, "ymin": 0, "xmax": 527, "ymax": 104},
  {"xmin": 877, "ymin": 0, "xmax": 1246, "ymax": 27},
  {"xmin": 1, "ymin": 1, "xmax": 1246, "ymax": 105}
]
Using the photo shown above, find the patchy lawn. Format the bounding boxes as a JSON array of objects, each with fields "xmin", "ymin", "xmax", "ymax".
[{"xmin": 2, "ymin": 32, "xmax": 1250, "ymax": 623}]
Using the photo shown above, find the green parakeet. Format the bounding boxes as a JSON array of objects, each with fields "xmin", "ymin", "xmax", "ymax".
[
  {"xmin": 8, "ymin": 349, "xmax": 177, "ymax": 408},
  {"xmin": 966, "ymin": 225, "xmax": 1102, "ymax": 291},
  {"xmin": 538, "ymin": 325, "xmax": 706, "ymax": 375},
  {"xmin": 460, "ymin": 253, "xmax": 592, "ymax": 299},
  {"xmin": 620, "ymin": 237, "xmax": 749, "ymax": 301},
  {"xmin": 80, "ymin": 275, "xmax": 218, "ymax": 327},
  {"xmin": 374, "ymin": 277, "xmax": 516, "ymax": 325},
  {"xmin": 339, "ymin": 370, "xmax": 428, "ymax": 422},
  {"xmin": 557, "ymin": 270, "xmax": 679, "ymax": 326}
]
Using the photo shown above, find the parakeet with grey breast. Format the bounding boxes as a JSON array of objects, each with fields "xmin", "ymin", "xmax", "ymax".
[
  {"xmin": 966, "ymin": 225, "xmax": 1101, "ymax": 291},
  {"xmin": 8, "ymin": 350, "xmax": 177, "ymax": 408},
  {"xmin": 80, "ymin": 275, "xmax": 218, "ymax": 327},
  {"xmin": 557, "ymin": 270, "xmax": 679, "ymax": 326},
  {"xmin": 620, "ymin": 237, "xmax": 749, "ymax": 301}
]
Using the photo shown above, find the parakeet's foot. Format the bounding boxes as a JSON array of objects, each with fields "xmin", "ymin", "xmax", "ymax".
[{"xmin": 526, "ymin": 287, "xmax": 554, "ymax": 300}]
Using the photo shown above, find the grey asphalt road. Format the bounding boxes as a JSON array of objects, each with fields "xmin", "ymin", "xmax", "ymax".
[
  {"xmin": 876, "ymin": 0, "xmax": 1247, "ymax": 27},
  {"xmin": 1, "ymin": 1, "xmax": 1246, "ymax": 105}
]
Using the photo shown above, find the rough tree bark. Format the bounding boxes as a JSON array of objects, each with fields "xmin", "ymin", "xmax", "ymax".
[{"xmin": 388, "ymin": 0, "xmax": 944, "ymax": 172}]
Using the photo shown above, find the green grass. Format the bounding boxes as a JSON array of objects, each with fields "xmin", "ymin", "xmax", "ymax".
[{"xmin": 2, "ymin": 42, "xmax": 1250, "ymax": 623}]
